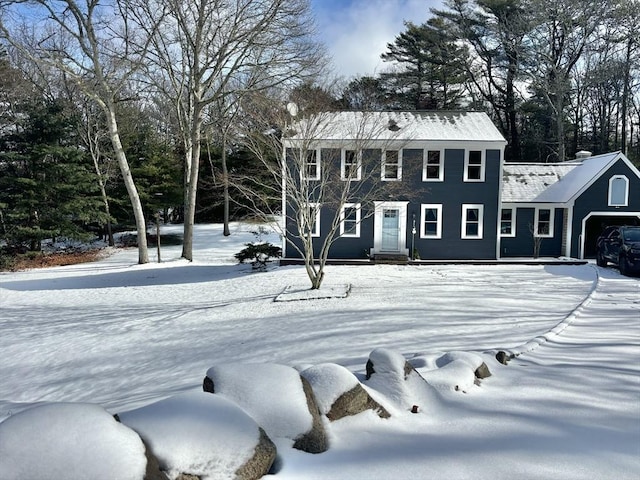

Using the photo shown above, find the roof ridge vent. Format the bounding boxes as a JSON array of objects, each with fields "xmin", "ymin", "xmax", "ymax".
[{"xmin": 575, "ymin": 150, "xmax": 592, "ymax": 160}]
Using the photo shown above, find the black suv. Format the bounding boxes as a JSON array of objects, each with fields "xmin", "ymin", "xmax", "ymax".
[{"xmin": 596, "ymin": 225, "xmax": 640, "ymax": 276}]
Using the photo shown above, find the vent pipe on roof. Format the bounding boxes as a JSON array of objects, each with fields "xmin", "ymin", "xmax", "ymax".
[{"xmin": 575, "ymin": 150, "xmax": 592, "ymax": 160}]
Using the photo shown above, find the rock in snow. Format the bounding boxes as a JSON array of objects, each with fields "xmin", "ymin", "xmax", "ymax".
[
  {"xmin": 301, "ymin": 363, "xmax": 390, "ymax": 421},
  {"xmin": 204, "ymin": 363, "xmax": 328, "ymax": 453},
  {"xmin": 0, "ymin": 402, "xmax": 149, "ymax": 480},
  {"xmin": 119, "ymin": 391, "xmax": 276, "ymax": 480},
  {"xmin": 364, "ymin": 347, "xmax": 443, "ymax": 415},
  {"xmin": 419, "ymin": 351, "xmax": 492, "ymax": 392}
]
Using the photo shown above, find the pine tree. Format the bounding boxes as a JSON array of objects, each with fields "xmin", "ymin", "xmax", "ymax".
[{"xmin": 0, "ymin": 100, "xmax": 109, "ymax": 251}]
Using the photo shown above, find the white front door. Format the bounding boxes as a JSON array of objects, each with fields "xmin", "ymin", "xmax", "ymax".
[{"xmin": 373, "ymin": 201, "xmax": 409, "ymax": 255}]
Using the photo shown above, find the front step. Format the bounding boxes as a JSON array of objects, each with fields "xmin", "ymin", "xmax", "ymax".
[{"xmin": 372, "ymin": 254, "xmax": 409, "ymax": 264}]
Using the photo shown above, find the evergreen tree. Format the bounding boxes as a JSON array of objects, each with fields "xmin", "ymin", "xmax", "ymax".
[
  {"xmin": 380, "ymin": 19, "xmax": 468, "ymax": 110},
  {"xmin": 0, "ymin": 100, "xmax": 109, "ymax": 251}
]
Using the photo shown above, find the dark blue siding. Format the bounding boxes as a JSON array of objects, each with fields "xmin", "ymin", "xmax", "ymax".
[
  {"xmin": 285, "ymin": 146, "xmax": 503, "ymax": 260},
  {"xmin": 501, "ymin": 208, "xmax": 563, "ymax": 257}
]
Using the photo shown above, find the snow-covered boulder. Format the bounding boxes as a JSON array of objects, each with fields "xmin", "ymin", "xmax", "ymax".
[
  {"xmin": 301, "ymin": 363, "xmax": 390, "ymax": 421},
  {"xmin": 204, "ymin": 364, "xmax": 328, "ymax": 453},
  {"xmin": 118, "ymin": 391, "xmax": 276, "ymax": 480},
  {"xmin": 415, "ymin": 351, "xmax": 492, "ymax": 393},
  {"xmin": 0, "ymin": 402, "xmax": 155, "ymax": 480},
  {"xmin": 364, "ymin": 348, "xmax": 443, "ymax": 415}
]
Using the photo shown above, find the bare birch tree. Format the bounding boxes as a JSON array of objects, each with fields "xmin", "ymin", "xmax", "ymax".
[
  {"xmin": 0, "ymin": 0, "xmax": 158, "ymax": 263},
  {"xmin": 139, "ymin": 0, "xmax": 325, "ymax": 261}
]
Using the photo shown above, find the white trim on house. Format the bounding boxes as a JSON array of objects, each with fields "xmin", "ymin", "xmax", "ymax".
[
  {"xmin": 372, "ymin": 201, "xmax": 409, "ymax": 255},
  {"xmin": 565, "ymin": 205, "xmax": 574, "ymax": 257},
  {"xmin": 608, "ymin": 175, "xmax": 629, "ymax": 207},
  {"xmin": 534, "ymin": 207, "xmax": 554, "ymax": 238},
  {"xmin": 463, "ymin": 149, "xmax": 485, "ymax": 182},
  {"xmin": 499, "ymin": 207, "xmax": 516, "ymax": 237},
  {"xmin": 420, "ymin": 204, "xmax": 443, "ymax": 239},
  {"xmin": 461, "ymin": 204, "xmax": 484, "ymax": 239},
  {"xmin": 381, "ymin": 149, "xmax": 403, "ymax": 181},
  {"xmin": 339, "ymin": 203, "xmax": 361, "ymax": 237},
  {"xmin": 301, "ymin": 148, "xmax": 321, "ymax": 181},
  {"xmin": 422, "ymin": 148, "xmax": 444, "ymax": 182},
  {"xmin": 341, "ymin": 149, "xmax": 362, "ymax": 181}
]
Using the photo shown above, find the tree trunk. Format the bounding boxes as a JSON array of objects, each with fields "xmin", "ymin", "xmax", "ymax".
[
  {"xmin": 90, "ymin": 146, "xmax": 114, "ymax": 246},
  {"xmin": 222, "ymin": 133, "xmax": 230, "ymax": 236},
  {"xmin": 105, "ymin": 107, "xmax": 148, "ymax": 263},
  {"xmin": 181, "ymin": 104, "xmax": 203, "ymax": 261}
]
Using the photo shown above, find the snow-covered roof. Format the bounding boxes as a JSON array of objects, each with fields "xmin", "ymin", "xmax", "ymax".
[
  {"xmin": 287, "ymin": 111, "xmax": 507, "ymax": 144},
  {"xmin": 502, "ymin": 162, "xmax": 579, "ymax": 203},
  {"xmin": 502, "ymin": 152, "xmax": 631, "ymax": 204}
]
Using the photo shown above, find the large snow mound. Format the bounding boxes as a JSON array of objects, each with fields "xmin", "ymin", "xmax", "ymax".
[
  {"xmin": 205, "ymin": 363, "xmax": 313, "ymax": 443},
  {"xmin": 119, "ymin": 390, "xmax": 266, "ymax": 480},
  {"xmin": 0, "ymin": 402, "xmax": 146, "ymax": 480}
]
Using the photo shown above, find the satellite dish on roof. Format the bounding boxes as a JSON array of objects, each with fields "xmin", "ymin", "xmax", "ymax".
[{"xmin": 286, "ymin": 102, "xmax": 299, "ymax": 117}]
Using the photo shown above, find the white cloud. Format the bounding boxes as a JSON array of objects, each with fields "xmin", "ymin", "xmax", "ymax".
[{"xmin": 314, "ymin": 0, "xmax": 442, "ymax": 79}]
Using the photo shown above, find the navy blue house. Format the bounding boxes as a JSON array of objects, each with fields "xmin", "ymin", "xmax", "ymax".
[{"xmin": 281, "ymin": 111, "xmax": 639, "ymax": 261}]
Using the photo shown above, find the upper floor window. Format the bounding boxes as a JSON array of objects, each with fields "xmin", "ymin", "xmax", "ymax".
[
  {"xmin": 464, "ymin": 150, "xmax": 485, "ymax": 182},
  {"xmin": 341, "ymin": 149, "xmax": 362, "ymax": 181},
  {"xmin": 535, "ymin": 208, "xmax": 554, "ymax": 237},
  {"xmin": 500, "ymin": 208, "xmax": 516, "ymax": 237},
  {"xmin": 340, "ymin": 203, "xmax": 361, "ymax": 237},
  {"xmin": 423, "ymin": 149, "xmax": 443, "ymax": 181},
  {"xmin": 420, "ymin": 204, "xmax": 442, "ymax": 239},
  {"xmin": 302, "ymin": 149, "xmax": 320, "ymax": 181},
  {"xmin": 608, "ymin": 175, "xmax": 629, "ymax": 207},
  {"xmin": 382, "ymin": 150, "xmax": 402, "ymax": 181},
  {"xmin": 461, "ymin": 204, "xmax": 484, "ymax": 239}
]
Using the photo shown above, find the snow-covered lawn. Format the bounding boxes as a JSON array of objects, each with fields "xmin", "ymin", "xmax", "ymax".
[{"xmin": 1, "ymin": 222, "xmax": 638, "ymax": 479}]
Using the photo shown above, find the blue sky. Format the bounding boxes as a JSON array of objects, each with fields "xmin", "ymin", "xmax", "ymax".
[{"xmin": 310, "ymin": 0, "xmax": 444, "ymax": 79}]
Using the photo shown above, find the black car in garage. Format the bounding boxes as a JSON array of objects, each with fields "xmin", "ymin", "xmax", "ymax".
[{"xmin": 596, "ymin": 226, "xmax": 640, "ymax": 276}]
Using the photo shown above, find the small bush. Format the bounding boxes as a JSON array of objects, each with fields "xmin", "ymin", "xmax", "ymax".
[{"xmin": 235, "ymin": 242, "xmax": 282, "ymax": 271}]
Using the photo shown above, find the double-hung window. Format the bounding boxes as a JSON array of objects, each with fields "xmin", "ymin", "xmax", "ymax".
[
  {"xmin": 302, "ymin": 149, "xmax": 320, "ymax": 181},
  {"xmin": 608, "ymin": 175, "xmax": 629, "ymax": 207},
  {"xmin": 341, "ymin": 150, "xmax": 361, "ymax": 181},
  {"xmin": 420, "ymin": 204, "xmax": 442, "ymax": 239},
  {"xmin": 464, "ymin": 150, "xmax": 485, "ymax": 182},
  {"xmin": 423, "ymin": 150, "xmax": 443, "ymax": 181},
  {"xmin": 500, "ymin": 208, "xmax": 516, "ymax": 237},
  {"xmin": 382, "ymin": 150, "xmax": 402, "ymax": 181},
  {"xmin": 340, "ymin": 203, "xmax": 361, "ymax": 237},
  {"xmin": 535, "ymin": 208, "xmax": 553, "ymax": 237},
  {"xmin": 461, "ymin": 204, "xmax": 484, "ymax": 239}
]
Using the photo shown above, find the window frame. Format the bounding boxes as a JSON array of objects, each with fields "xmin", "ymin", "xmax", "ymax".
[
  {"xmin": 534, "ymin": 207, "xmax": 554, "ymax": 238},
  {"xmin": 463, "ymin": 149, "xmax": 485, "ymax": 182},
  {"xmin": 500, "ymin": 207, "xmax": 516, "ymax": 237},
  {"xmin": 381, "ymin": 149, "xmax": 402, "ymax": 181},
  {"xmin": 340, "ymin": 202, "xmax": 361, "ymax": 237},
  {"xmin": 608, "ymin": 175, "xmax": 629, "ymax": 207},
  {"xmin": 341, "ymin": 149, "xmax": 362, "ymax": 181},
  {"xmin": 301, "ymin": 148, "xmax": 321, "ymax": 181},
  {"xmin": 420, "ymin": 204, "xmax": 443, "ymax": 239},
  {"xmin": 461, "ymin": 204, "xmax": 484, "ymax": 239},
  {"xmin": 422, "ymin": 149, "xmax": 444, "ymax": 182}
]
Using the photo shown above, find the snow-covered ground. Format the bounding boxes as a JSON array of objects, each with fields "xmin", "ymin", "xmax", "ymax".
[{"xmin": 1, "ymin": 222, "xmax": 638, "ymax": 479}]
